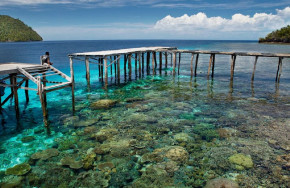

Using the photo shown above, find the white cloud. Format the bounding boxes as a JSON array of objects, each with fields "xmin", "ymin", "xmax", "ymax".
[
  {"xmin": 0, "ymin": 0, "xmax": 70, "ymax": 6},
  {"xmin": 153, "ymin": 7, "xmax": 290, "ymax": 39}
]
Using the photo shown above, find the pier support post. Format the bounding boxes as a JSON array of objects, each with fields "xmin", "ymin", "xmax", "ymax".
[
  {"xmin": 230, "ymin": 55, "xmax": 237, "ymax": 81},
  {"xmin": 117, "ymin": 55, "xmax": 121, "ymax": 83},
  {"xmin": 142, "ymin": 53, "xmax": 144, "ymax": 75},
  {"xmin": 124, "ymin": 55, "xmax": 127, "ymax": 81},
  {"xmin": 128, "ymin": 54, "xmax": 132, "ymax": 80},
  {"xmin": 190, "ymin": 53, "xmax": 195, "ymax": 78},
  {"xmin": 10, "ymin": 74, "xmax": 20, "ymax": 120},
  {"xmin": 37, "ymin": 78, "xmax": 48, "ymax": 126},
  {"xmin": 138, "ymin": 53, "xmax": 141, "ymax": 77},
  {"xmin": 178, "ymin": 53, "xmax": 181, "ymax": 75},
  {"xmin": 104, "ymin": 57, "xmax": 108, "ymax": 87},
  {"xmin": 146, "ymin": 52, "xmax": 150, "ymax": 74},
  {"xmin": 152, "ymin": 52, "xmax": 156, "ymax": 75},
  {"xmin": 276, "ymin": 57, "xmax": 283, "ymax": 83},
  {"xmin": 135, "ymin": 53, "xmax": 138, "ymax": 78},
  {"xmin": 85, "ymin": 56, "xmax": 90, "ymax": 86},
  {"xmin": 207, "ymin": 54, "xmax": 216, "ymax": 78},
  {"xmin": 69, "ymin": 57, "xmax": 75, "ymax": 112},
  {"xmin": 159, "ymin": 52, "xmax": 162, "ymax": 75},
  {"xmin": 251, "ymin": 56, "xmax": 259, "ymax": 81},
  {"xmin": 173, "ymin": 52, "xmax": 177, "ymax": 76},
  {"xmin": 25, "ymin": 80, "xmax": 29, "ymax": 103},
  {"xmin": 194, "ymin": 54, "xmax": 199, "ymax": 77}
]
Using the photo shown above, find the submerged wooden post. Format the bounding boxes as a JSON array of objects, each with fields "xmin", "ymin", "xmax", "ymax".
[
  {"xmin": 178, "ymin": 52, "xmax": 181, "ymax": 75},
  {"xmin": 114, "ymin": 56, "xmax": 117, "ymax": 82},
  {"xmin": 37, "ymin": 77, "xmax": 48, "ymax": 126},
  {"xmin": 153, "ymin": 52, "xmax": 157, "ymax": 70},
  {"xmin": 85, "ymin": 56, "xmax": 90, "ymax": 85},
  {"xmin": 10, "ymin": 74, "xmax": 20, "ymax": 120},
  {"xmin": 142, "ymin": 53, "xmax": 144, "ymax": 75},
  {"xmin": 207, "ymin": 54, "xmax": 214, "ymax": 78},
  {"xmin": 276, "ymin": 57, "xmax": 283, "ymax": 83},
  {"xmin": 251, "ymin": 56, "xmax": 259, "ymax": 81},
  {"xmin": 190, "ymin": 53, "xmax": 195, "ymax": 78},
  {"xmin": 159, "ymin": 52, "xmax": 162, "ymax": 74},
  {"xmin": 194, "ymin": 53, "xmax": 199, "ymax": 77},
  {"xmin": 146, "ymin": 52, "xmax": 150, "ymax": 74},
  {"xmin": 124, "ymin": 55, "xmax": 127, "ymax": 81},
  {"xmin": 152, "ymin": 52, "xmax": 156, "ymax": 75},
  {"xmin": 117, "ymin": 55, "xmax": 121, "ymax": 83},
  {"xmin": 211, "ymin": 54, "xmax": 215, "ymax": 78},
  {"xmin": 135, "ymin": 53, "xmax": 138, "ymax": 77},
  {"xmin": 172, "ymin": 52, "xmax": 177, "ymax": 75},
  {"xmin": 230, "ymin": 55, "xmax": 237, "ymax": 81},
  {"xmin": 101, "ymin": 58, "xmax": 104, "ymax": 82},
  {"xmin": 128, "ymin": 54, "xmax": 132, "ymax": 80},
  {"xmin": 25, "ymin": 80, "xmax": 29, "ymax": 103},
  {"xmin": 69, "ymin": 57, "xmax": 75, "ymax": 112},
  {"xmin": 138, "ymin": 53, "xmax": 141, "ymax": 77},
  {"xmin": 165, "ymin": 52, "xmax": 168, "ymax": 69},
  {"xmin": 104, "ymin": 57, "xmax": 108, "ymax": 87}
]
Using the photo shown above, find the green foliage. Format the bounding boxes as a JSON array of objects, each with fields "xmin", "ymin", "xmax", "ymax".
[
  {"xmin": 0, "ymin": 15, "xmax": 43, "ymax": 42},
  {"xmin": 259, "ymin": 25, "xmax": 290, "ymax": 43}
]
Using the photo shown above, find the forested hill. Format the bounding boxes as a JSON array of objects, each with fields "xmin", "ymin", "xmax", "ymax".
[
  {"xmin": 259, "ymin": 25, "xmax": 290, "ymax": 43},
  {"xmin": 0, "ymin": 15, "xmax": 43, "ymax": 42}
]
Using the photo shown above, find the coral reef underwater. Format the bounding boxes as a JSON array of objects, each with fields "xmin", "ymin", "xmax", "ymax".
[{"xmin": 0, "ymin": 76, "xmax": 289, "ymax": 188}]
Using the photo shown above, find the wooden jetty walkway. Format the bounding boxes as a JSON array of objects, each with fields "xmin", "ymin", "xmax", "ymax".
[
  {"xmin": 0, "ymin": 63, "xmax": 74, "ymax": 126},
  {"xmin": 0, "ymin": 47, "xmax": 289, "ymax": 127},
  {"xmin": 69, "ymin": 47, "xmax": 290, "ymax": 87}
]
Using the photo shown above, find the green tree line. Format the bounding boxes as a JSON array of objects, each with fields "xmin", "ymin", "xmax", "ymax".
[
  {"xmin": 0, "ymin": 15, "xmax": 43, "ymax": 42},
  {"xmin": 259, "ymin": 25, "xmax": 290, "ymax": 43}
]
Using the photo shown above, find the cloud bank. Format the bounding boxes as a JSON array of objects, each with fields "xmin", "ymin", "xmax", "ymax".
[{"xmin": 154, "ymin": 7, "xmax": 290, "ymax": 37}]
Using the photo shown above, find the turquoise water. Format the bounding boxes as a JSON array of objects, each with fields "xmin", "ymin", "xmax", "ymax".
[{"xmin": 0, "ymin": 40, "xmax": 289, "ymax": 187}]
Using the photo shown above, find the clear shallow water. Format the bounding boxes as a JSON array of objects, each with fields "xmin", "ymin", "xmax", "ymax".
[{"xmin": 0, "ymin": 40, "xmax": 289, "ymax": 187}]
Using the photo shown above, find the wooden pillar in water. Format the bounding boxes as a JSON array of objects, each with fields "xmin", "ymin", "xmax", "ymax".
[
  {"xmin": 276, "ymin": 57, "xmax": 283, "ymax": 83},
  {"xmin": 190, "ymin": 53, "xmax": 195, "ymax": 78},
  {"xmin": 37, "ymin": 77, "xmax": 48, "ymax": 126},
  {"xmin": 211, "ymin": 54, "xmax": 215, "ymax": 78},
  {"xmin": 104, "ymin": 57, "xmax": 108, "ymax": 87},
  {"xmin": 101, "ymin": 58, "xmax": 104, "ymax": 82},
  {"xmin": 194, "ymin": 54, "xmax": 199, "ymax": 77},
  {"xmin": 152, "ymin": 52, "xmax": 156, "ymax": 75},
  {"xmin": 124, "ymin": 55, "xmax": 127, "ymax": 81},
  {"xmin": 10, "ymin": 74, "xmax": 20, "ymax": 120},
  {"xmin": 172, "ymin": 52, "xmax": 177, "ymax": 76},
  {"xmin": 154, "ymin": 52, "xmax": 157, "ymax": 70},
  {"xmin": 128, "ymin": 54, "xmax": 132, "ymax": 80},
  {"xmin": 138, "ymin": 53, "xmax": 141, "ymax": 77},
  {"xmin": 135, "ymin": 53, "xmax": 138, "ymax": 77},
  {"xmin": 85, "ymin": 56, "xmax": 90, "ymax": 85},
  {"xmin": 117, "ymin": 55, "xmax": 121, "ymax": 83},
  {"xmin": 165, "ymin": 52, "xmax": 168, "ymax": 69},
  {"xmin": 251, "ymin": 56, "xmax": 259, "ymax": 81},
  {"xmin": 178, "ymin": 52, "xmax": 181, "ymax": 75},
  {"xmin": 142, "ymin": 53, "xmax": 144, "ymax": 75},
  {"xmin": 25, "ymin": 80, "xmax": 29, "ymax": 103},
  {"xmin": 230, "ymin": 55, "xmax": 237, "ymax": 81},
  {"xmin": 207, "ymin": 54, "xmax": 216, "ymax": 78},
  {"xmin": 69, "ymin": 57, "xmax": 75, "ymax": 112},
  {"xmin": 114, "ymin": 56, "xmax": 117, "ymax": 82},
  {"xmin": 159, "ymin": 52, "xmax": 162, "ymax": 74},
  {"xmin": 146, "ymin": 52, "xmax": 150, "ymax": 74}
]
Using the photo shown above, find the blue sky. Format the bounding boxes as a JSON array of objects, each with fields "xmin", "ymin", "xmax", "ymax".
[{"xmin": 1, "ymin": 0, "xmax": 290, "ymax": 40}]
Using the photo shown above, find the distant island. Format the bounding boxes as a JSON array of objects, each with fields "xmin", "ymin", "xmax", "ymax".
[
  {"xmin": 259, "ymin": 25, "xmax": 290, "ymax": 43},
  {"xmin": 0, "ymin": 15, "xmax": 43, "ymax": 42}
]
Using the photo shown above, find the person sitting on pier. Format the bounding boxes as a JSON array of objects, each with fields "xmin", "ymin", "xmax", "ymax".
[{"xmin": 41, "ymin": 52, "xmax": 53, "ymax": 65}]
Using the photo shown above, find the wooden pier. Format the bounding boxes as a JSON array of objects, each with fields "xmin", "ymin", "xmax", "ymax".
[
  {"xmin": 69, "ymin": 47, "xmax": 290, "ymax": 87},
  {"xmin": 0, "ymin": 63, "xmax": 74, "ymax": 126}
]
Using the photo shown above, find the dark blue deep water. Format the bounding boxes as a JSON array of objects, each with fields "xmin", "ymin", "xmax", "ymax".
[{"xmin": 0, "ymin": 40, "xmax": 289, "ymax": 187}]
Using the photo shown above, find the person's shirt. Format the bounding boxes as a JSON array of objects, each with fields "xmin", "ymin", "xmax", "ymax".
[{"xmin": 41, "ymin": 55, "xmax": 49, "ymax": 65}]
